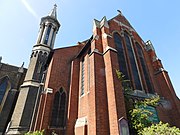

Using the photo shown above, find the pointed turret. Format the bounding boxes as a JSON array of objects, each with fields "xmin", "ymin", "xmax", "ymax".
[
  {"xmin": 48, "ymin": 4, "xmax": 57, "ymax": 19},
  {"xmin": 36, "ymin": 4, "xmax": 60, "ymax": 48},
  {"xmin": 100, "ymin": 16, "xmax": 109, "ymax": 28},
  {"xmin": 18, "ymin": 62, "xmax": 24, "ymax": 73},
  {"xmin": 92, "ymin": 16, "xmax": 109, "ymax": 30},
  {"xmin": 145, "ymin": 40, "xmax": 155, "ymax": 51},
  {"xmin": 93, "ymin": 19, "xmax": 100, "ymax": 29}
]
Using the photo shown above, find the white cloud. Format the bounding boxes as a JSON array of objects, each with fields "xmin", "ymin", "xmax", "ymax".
[{"xmin": 21, "ymin": 0, "xmax": 39, "ymax": 19}]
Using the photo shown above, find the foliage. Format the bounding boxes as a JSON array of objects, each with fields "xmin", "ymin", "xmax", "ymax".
[
  {"xmin": 130, "ymin": 96, "xmax": 160, "ymax": 134},
  {"xmin": 116, "ymin": 70, "xmax": 133, "ymax": 94},
  {"xmin": 51, "ymin": 131, "xmax": 58, "ymax": 135},
  {"xmin": 24, "ymin": 130, "xmax": 44, "ymax": 135},
  {"xmin": 130, "ymin": 106, "xmax": 152, "ymax": 133},
  {"xmin": 116, "ymin": 69, "xmax": 126, "ymax": 82},
  {"xmin": 141, "ymin": 121, "xmax": 180, "ymax": 135},
  {"xmin": 135, "ymin": 95, "xmax": 160, "ymax": 107},
  {"xmin": 116, "ymin": 70, "xmax": 180, "ymax": 135}
]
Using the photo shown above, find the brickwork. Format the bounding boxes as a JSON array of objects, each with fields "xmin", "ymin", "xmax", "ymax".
[
  {"xmin": 146, "ymin": 42, "xmax": 180, "ymax": 127},
  {"xmin": 1, "ymin": 8, "xmax": 179, "ymax": 134},
  {"xmin": 66, "ymin": 59, "xmax": 80, "ymax": 135},
  {"xmin": 75, "ymin": 125, "xmax": 87, "ymax": 135},
  {"xmin": 154, "ymin": 71, "xmax": 180, "ymax": 127},
  {"xmin": 35, "ymin": 46, "xmax": 83, "ymax": 134},
  {"xmin": 33, "ymin": 12, "xmax": 180, "ymax": 135},
  {"xmin": 88, "ymin": 52, "xmax": 110, "ymax": 135}
]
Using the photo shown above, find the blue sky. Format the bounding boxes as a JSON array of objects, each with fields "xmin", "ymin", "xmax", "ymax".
[{"xmin": 0, "ymin": 0, "xmax": 179, "ymax": 98}]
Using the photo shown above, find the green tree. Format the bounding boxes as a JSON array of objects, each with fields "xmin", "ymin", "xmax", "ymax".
[
  {"xmin": 116, "ymin": 70, "xmax": 180, "ymax": 135},
  {"xmin": 116, "ymin": 70, "xmax": 132, "ymax": 95},
  {"xmin": 24, "ymin": 130, "xmax": 44, "ymax": 135},
  {"xmin": 129, "ymin": 96, "xmax": 160, "ymax": 134},
  {"xmin": 141, "ymin": 121, "xmax": 180, "ymax": 135}
]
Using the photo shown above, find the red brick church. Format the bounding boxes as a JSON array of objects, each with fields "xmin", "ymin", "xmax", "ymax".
[{"xmin": 2, "ymin": 5, "xmax": 179, "ymax": 135}]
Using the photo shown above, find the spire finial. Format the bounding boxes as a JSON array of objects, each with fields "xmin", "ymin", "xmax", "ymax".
[
  {"xmin": 48, "ymin": 4, "xmax": 57, "ymax": 19},
  {"xmin": 18, "ymin": 62, "xmax": 24, "ymax": 73}
]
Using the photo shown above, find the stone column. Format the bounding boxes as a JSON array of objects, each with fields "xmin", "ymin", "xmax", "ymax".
[{"xmin": 36, "ymin": 24, "xmax": 44, "ymax": 44}]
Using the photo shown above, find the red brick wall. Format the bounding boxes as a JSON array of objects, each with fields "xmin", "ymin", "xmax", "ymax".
[
  {"xmin": 35, "ymin": 45, "xmax": 83, "ymax": 134},
  {"xmin": 146, "ymin": 41, "xmax": 180, "ymax": 127},
  {"xmin": 75, "ymin": 125, "xmax": 87, "ymax": 135},
  {"xmin": 154, "ymin": 71, "xmax": 180, "ymax": 127},
  {"xmin": 34, "ymin": 12, "xmax": 180, "ymax": 135},
  {"xmin": 108, "ymin": 13, "xmax": 180, "ymax": 128},
  {"xmin": 66, "ymin": 59, "xmax": 80, "ymax": 135}
]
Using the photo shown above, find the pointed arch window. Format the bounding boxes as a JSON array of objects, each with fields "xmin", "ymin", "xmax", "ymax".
[
  {"xmin": 124, "ymin": 32, "xmax": 142, "ymax": 90},
  {"xmin": 50, "ymin": 88, "xmax": 66, "ymax": 128},
  {"xmin": 136, "ymin": 43, "xmax": 154, "ymax": 93},
  {"xmin": 114, "ymin": 33, "xmax": 129, "ymax": 79},
  {"xmin": 0, "ymin": 77, "xmax": 9, "ymax": 105}
]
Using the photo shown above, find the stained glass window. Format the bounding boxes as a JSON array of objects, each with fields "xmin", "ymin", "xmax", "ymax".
[
  {"xmin": 136, "ymin": 43, "xmax": 154, "ymax": 93},
  {"xmin": 114, "ymin": 33, "xmax": 129, "ymax": 79},
  {"xmin": 124, "ymin": 32, "xmax": 142, "ymax": 90}
]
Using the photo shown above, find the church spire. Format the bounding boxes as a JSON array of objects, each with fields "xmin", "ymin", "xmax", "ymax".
[
  {"xmin": 48, "ymin": 4, "xmax": 57, "ymax": 19},
  {"xmin": 35, "ymin": 4, "xmax": 60, "ymax": 48},
  {"xmin": 7, "ymin": 5, "xmax": 60, "ymax": 135}
]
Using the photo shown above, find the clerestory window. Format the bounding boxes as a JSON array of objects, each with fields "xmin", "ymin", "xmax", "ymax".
[
  {"xmin": 124, "ymin": 32, "xmax": 142, "ymax": 90},
  {"xmin": 136, "ymin": 43, "xmax": 154, "ymax": 93},
  {"xmin": 114, "ymin": 33, "xmax": 129, "ymax": 80}
]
